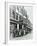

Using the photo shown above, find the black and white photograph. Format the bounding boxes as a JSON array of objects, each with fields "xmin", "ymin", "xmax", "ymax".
[
  {"xmin": 0, "ymin": 0, "xmax": 37, "ymax": 45},
  {"xmin": 9, "ymin": 5, "xmax": 33, "ymax": 40}
]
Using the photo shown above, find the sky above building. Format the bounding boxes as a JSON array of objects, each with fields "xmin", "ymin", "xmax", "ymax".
[{"xmin": 24, "ymin": 6, "xmax": 33, "ymax": 24}]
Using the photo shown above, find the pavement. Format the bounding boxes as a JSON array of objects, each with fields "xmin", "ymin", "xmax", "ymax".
[{"xmin": 10, "ymin": 32, "xmax": 33, "ymax": 40}]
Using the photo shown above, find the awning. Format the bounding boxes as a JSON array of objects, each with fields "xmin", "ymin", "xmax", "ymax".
[
  {"xmin": 26, "ymin": 20, "xmax": 32, "ymax": 29},
  {"xmin": 10, "ymin": 19, "xmax": 23, "ymax": 25},
  {"xmin": 23, "ymin": 18, "xmax": 32, "ymax": 29}
]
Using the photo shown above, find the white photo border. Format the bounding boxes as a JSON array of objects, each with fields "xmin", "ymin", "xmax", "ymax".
[{"xmin": 5, "ymin": 2, "xmax": 36, "ymax": 44}]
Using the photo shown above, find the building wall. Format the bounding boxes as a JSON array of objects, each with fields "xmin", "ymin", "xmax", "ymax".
[{"xmin": 10, "ymin": 6, "xmax": 29, "ymax": 31}]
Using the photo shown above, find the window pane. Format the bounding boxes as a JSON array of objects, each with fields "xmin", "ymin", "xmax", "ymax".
[
  {"xmin": 16, "ymin": 13, "xmax": 18, "ymax": 20},
  {"xmin": 12, "ymin": 10, "xmax": 15, "ymax": 19},
  {"xmin": 19, "ymin": 15, "xmax": 21, "ymax": 20}
]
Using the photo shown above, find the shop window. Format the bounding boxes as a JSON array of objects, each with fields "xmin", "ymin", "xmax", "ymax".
[
  {"xmin": 15, "ymin": 24, "xmax": 17, "ymax": 29},
  {"xmin": 19, "ymin": 24, "xmax": 22, "ymax": 29}
]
